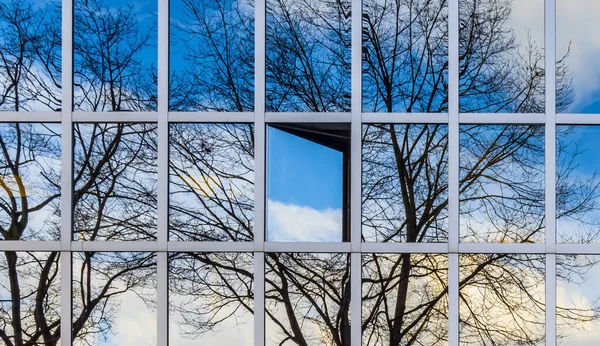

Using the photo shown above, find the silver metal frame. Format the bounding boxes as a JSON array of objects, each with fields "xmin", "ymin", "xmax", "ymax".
[{"xmin": 0, "ymin": 0, "xmax": 595, "ymax": 345}]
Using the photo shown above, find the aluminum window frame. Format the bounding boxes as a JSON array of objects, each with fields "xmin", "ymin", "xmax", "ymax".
[{"xmin": 0, "ymin": 1, "xmax": 594, "ymax": 346}]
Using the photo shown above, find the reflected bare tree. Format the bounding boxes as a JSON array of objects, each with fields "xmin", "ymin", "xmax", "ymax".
[
  {"xmin": 167, "ymin": 0, "xmax": 599, "ymax": 345},
  {"xmin": 169, "ymin": 0, "xmax": 254, "ymax": 111},
  {"xmin": 3, "ymin": 0, "xmax": 600, "ymax": 345},
  {"xmin": 73, "ymin": 0, "xmax": 157, "ymax": 111},
  {"xmin": 0, "ymin": 0, "xmax": 61, "ymax": 111},
  {"xmin": 0, "ymin": 121, "xmax": 159, "ymax": 346},
  {"xmin": 265, "ymin": 0, "xmax": 351, "ymax": 112},
  {"xmin": 169, "ymin": 123, "xmax": 254, "ymax": 242}
]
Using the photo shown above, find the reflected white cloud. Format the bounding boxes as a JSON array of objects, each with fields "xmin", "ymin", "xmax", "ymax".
[
  {"xmin": 267, "ymin": 199, "xmax": 342, "ymax": 242},
  {"xmin": 557, "ymin": 255, "xmax": 600, "ymax": 345},
  {"xmin": 112, "ymin": 290, "xmax": 157, "ymax": 346}
]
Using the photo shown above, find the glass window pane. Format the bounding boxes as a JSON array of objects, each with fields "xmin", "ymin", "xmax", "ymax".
[
  {"xmin": 0, "ymin": 251, "xmax": 61, "ymax": 345},
  {"xmin": 72, "ymin": 252, "xmax": 156, "ymax": 346},
  {"xmin": 266, "ymin": 124, "xmax": 350, "ymax": 242},
  {"xmin": 169, "ymin": 252, "xmax": 254, "ymax": 345},
  {"xmin": 169, "ymin": 0, "xmax": 254, "ymax": 111},
  {"xmin": 0, "ymin": 0, "xmax": 61, "ymax": 111},
  {"xmin": 460, "ymin": 125, "xmax": 545, "ymax": 243},
  {"xmin": 459, "ymin": 0, "xmax": 545, "ymax": 113},
  {"xmin": 0, "ymin": 123, "xmax": 61, "ymax": 241},
  {"xmin": 362, "ymin": 0, "xmax": 448, "ymax": 113},
  {"xmin": 362, "ymin": 124, "xmax": 448, "ymax": 243},
  {"xmin": 265, "ymin": 253, "xmax": 350, "ymax": 346},
  {"xmin": 169, "ymin": 124, "xmax": 254, "ymax": 242},
  {"xmin": 73, "ymin": 0, "xmax": 157, "ymax": 112},
  {"xmin": 362, "ymin": 253, "xmax": 448, "ymax": 345},
  {"xmin": 556, "ymin": 1, "xmax": 600, "ymax": 113},
  {"xmin": 557, "ymin": 255, "xmax": 600, "ymax": 344},
  {"xmin": 557, "ymin": 126, "xmax": 600, "ymax": 243},
  {"xmin": 73, "ymin": 123, "xmax": 158, "ymax": 241},
  {"xmin": 265, "ymin": 0, "xmax": 351, "ymax": 112},
  {"xmin": 459, "ymin": 254, "xmax": 545, "ymax": 344}
]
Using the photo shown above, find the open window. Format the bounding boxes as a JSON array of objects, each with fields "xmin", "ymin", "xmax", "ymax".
[{"xmin": 266, "ymin": 123, "xmax": 351, "ymax": 242}]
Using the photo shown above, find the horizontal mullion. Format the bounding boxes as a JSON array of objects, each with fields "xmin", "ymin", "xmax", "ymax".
[
  {"xmin": 265, "ymin": 112, "xmax": 351, "ymax": 123},
  {"xmin": 169, "ymin": 112, "xmax": 254, "ymax": 123},
  {"xmin": 72, "ymin": 112, "xmax": 159, "ymax": 123},
  {"xmin": 361, "ymin": 242, "xmax": 449, "ymax": 253},
  {"xmin": 264, "ymin": 242, "xmax": 351, "ymax": 253},
  {"xmin": 460, "ymin": 113, "xmax": 546, "ymax": 124},
  {"xmin": 167, "ymin": 241, "xmax": 254, "ymax": 252},
  {"xmin": 0, "ymin": 241, "xmax": 62, "ymax": 252},
  {"xmin": 71, "ymin": 241, "xmax": 160, "ymax": 252},
  {"xmin": 0, "ymin": 112, "xmax": 62, "ymax": 122},
  {"xmin": 556, "ymin": 243, "xmax": 600, "ymax": 254},
  {"xmin": 556, "ymin": 114, "xmax": 600, "ymax": 125},
  {"xmin": 458, "ymin": 242, "xmax": 546, "ymax": 254},
  {"xmin": 362, "ymin": 112, "xmax": 448, "ymax": 124}
]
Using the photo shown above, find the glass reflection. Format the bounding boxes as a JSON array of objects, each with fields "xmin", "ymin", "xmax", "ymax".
[
  {"xmin": 556, "ymin": 126, "xmax": 600, "ymax": 243},
  {"xmin": 266, "ymin": 124, "xmax": 350, "ymax": 242},
  {"xmin": 556, "ymin": 0, "xmax": 600, "ymax": 113},
  {"xmin": 362, "ymin": 124, "xmax": 448, "ymax": 243},
  {"xmin": 557, "ymin": 255, "xmax": 600, "ymax": 344},
  {"xmin": 169, "ymin": 252, "xmax": 254, "ymax": 345},
  {"xmin": 169, "ymin": 124, "xmax": 254, "ymax": 242},
  {"xmin": 0, "ymin": 0, "xmax": 61, "ymax": 112},
  {"xmin": 362, "ymin": 0, "xmax": 448, "ymax": 113},
  {"xmin": 362, "ymin": 253, "xmax": 448, "ymax": 345},
  {"xmin": 265, "ymin": 253, "xmax": 350, "ymax": 346},
  {"xmin": 72, "ymin": 252, "xmax": 156, "ymax": 346},
  {"xmin": 0, "ymin": 251, "xmax": 61, "ymax": 346},
  {"xmin": 169, "ymin": 0, "xmax": 254, "ymax": 111},
  {"xmin": 459, "ymin": 0, "xmax": 545, "ymax": 113},
  {"xmin": 73, "ymin": 123, "xmax": 158, "ymax": 241},
  {"xmin": 459, "ymin": 254, "xmax": 545, "ymax": 345},
  {"xmin": 73, "ymin": 0, "xmax": 157, "ymax": 112},
  {"xmin": 460, "ymin": 125, "xmax": 545, "ymax": 243},
  {"xmin": 0, "ymin": 123, "xmax": 61, "ymax": 241},
  {"xmin": 266, "ymin": 0, "xmax": 351, "ymax": 112}
]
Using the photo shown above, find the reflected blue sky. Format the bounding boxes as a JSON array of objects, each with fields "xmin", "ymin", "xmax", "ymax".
[
  {"xmin": 266, "ymin": 126, "xmax": 344, "ymax": 242},
  {"xmin": 557, "ymin": 126, "xmax": 600, "ymax": 244},
  {"xmin": 75, "ymin": 0, "xmax": 157, "ymax": 66},
  {"xmin": 267, "ymin": 127, "xmax": 342, "ymax": 210},
  {"xmin": 557, "ymin": 1, "xmax": 600, "ymax": 113}
]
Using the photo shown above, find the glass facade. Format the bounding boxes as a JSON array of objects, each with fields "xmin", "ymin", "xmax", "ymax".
[{"xmin": 1, "ymin": 0, "xmax": 599, "ymax": 345}]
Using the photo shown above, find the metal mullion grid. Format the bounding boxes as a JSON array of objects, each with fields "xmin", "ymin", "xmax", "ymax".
[
  {"xmin": 545, "ymin": 0, "xmax": 557, "ymax": 343},
  {"xmin": 10, "ymin": 0, "xmax": 600, "ymax": 345},
  {"xmin": 350, "ymin": 0, "xmax": 362, "ymax": 345},
  {"xmin": 169, "ymin": 111, "xmax": 255, "ymax": 123},
  {"xmin": 0, "ymin": 112, "xmax": 62, "ymax": 122},
  {"xmin": 447, "ymin": 0, "xmax": 460, "ymax": 344},
  {"xmin": 59, "ymin": 0, "xmax": 75, "ymax": 343},
  {"xmin": 157, "ymin": 0, "xmax": 170, "ymax": 344},
  {"xmin": 254, "ymin": 0, "xmax": 267, "ymax": 345}
]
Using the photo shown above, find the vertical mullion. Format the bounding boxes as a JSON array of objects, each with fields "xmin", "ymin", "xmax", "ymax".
[
  {"xmin": 351, "ymin": 252, "xmax": 361, "ymax": 346},
  {"xmin": 448, "ymin": 253, "xmax": 459, "ymax": 346},
  {"xmin": 254, "ymin": 0, "xmax": 266, "ymax": 344},
  {"xmin": 60, "ymin": 0, "xmax": 74, "ymax": 344},
  {"xmin": 157, "ymin": 252, "xmax": 168, "ymax": 346},
  {"xmin": 448, "ymin": 0, "xmax": 460, "ymax": 345},
  {"xmin": 158, "ymin": 0, "xmax": 169, "ymax": 250},
  {"xmin": 546, "ymin": 254, "xmax": 556, "ymax": 345},
  {"xmin": 254, "ymin": 0, "xmax": 266, "ymax": 250},
  {"xmin": 350, "ymin": 0, "xmax": 362, "ymax": 344},
  {"xmin": 157, "ymin": 0, "xmax": 170, "ymax": 345},
  {"xmin": 545, "ymin": 0, "xmax": 557, "ymax": 344},
  {"xmin": 254, "ymin": 252, "xmax": 266, "ymax": 346}
]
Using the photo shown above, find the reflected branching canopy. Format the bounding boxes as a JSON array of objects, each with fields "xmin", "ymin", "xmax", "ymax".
[{"xmin": 2, "ymin": 0, "xmax": 600, "ymax": 345}]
